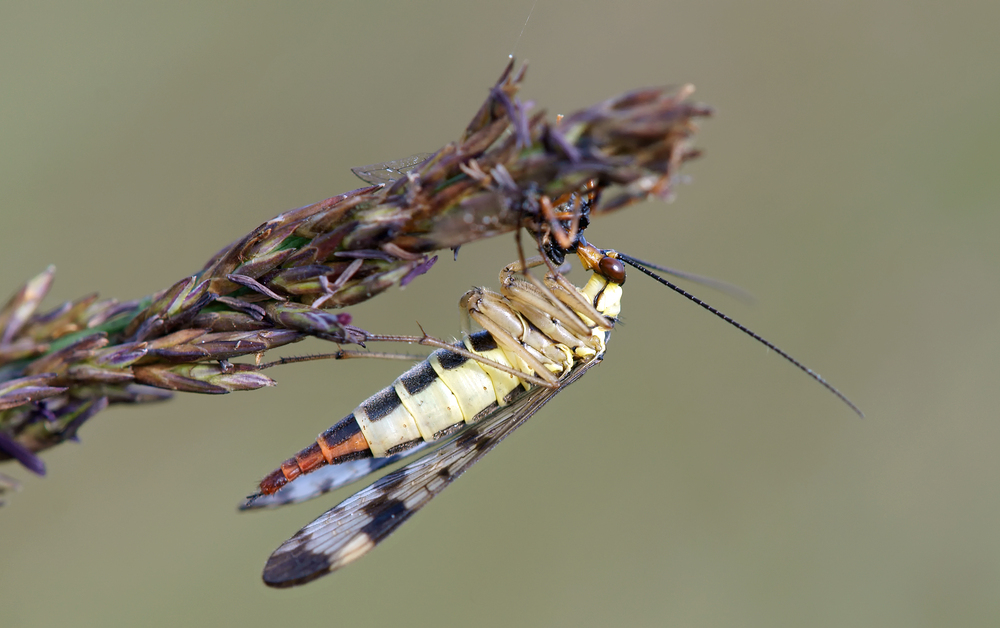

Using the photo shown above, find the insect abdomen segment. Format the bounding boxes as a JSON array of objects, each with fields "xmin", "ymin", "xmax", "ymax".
[
  {"xmin": 353, "ymin": 329, "xmax": 530, "ymax": 457},
  {"xmin": 258, "ymin": 416, "xmax": 370, "ymax": 494}
]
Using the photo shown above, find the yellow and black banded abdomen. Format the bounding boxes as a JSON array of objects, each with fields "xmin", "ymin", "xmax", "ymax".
[
  {"xmin": 256, "ymin": 330, "xmax": 528, "ymax": 495},
  {"xmin": 356, "ymin": 330, "xmax": 526, "ymax": 457},
  {"xmin": 256, "ymin": 258, "xmax": 623, "ymax": 497}
]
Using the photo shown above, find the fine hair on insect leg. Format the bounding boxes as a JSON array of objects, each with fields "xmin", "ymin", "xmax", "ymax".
[{"xmin": 256, "ymin": 330, "xmax": 555, "ymax": 390}]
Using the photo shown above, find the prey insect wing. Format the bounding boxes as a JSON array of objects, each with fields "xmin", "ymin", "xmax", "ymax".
[
  {"xmin": 239, "ymin": 443, "xmax": 431, "ymax": 510},
  {"xmin": 351, "ymin": 153, "xmax": 434, "ymax": 185},
  {"xmin": 261, "ymin": 358, "xmax": 599, "ymax": 587}
]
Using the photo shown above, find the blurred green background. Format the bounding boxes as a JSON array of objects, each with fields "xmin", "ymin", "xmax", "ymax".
[{"xmin": 2, "ymin": 1, "xmax": 998, "ymax": 626}]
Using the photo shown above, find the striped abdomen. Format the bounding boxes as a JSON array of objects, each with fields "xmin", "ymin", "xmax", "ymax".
[
  {"xmin": 259, "ymin": 330, "xmax": 533, "ymax": 495},
  {"xmin": 257, "ymin": 267, "xmax": 622, "ymax": 497}
]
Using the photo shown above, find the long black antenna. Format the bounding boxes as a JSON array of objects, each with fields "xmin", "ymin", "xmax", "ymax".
[
  {"xmin": 615, "ymin": 253, "xmax": 755, "ymax": 304},
  {"xmin": 617, "ymin": 252, "xmax": 864, "ymax": 418}
]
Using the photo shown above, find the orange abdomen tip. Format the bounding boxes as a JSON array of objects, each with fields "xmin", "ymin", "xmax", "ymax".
[{"xmin": 255, "ymin": 414, "xmax": 372, "ymax": 496}]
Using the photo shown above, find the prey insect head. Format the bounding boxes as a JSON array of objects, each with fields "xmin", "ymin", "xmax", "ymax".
[{"xmin": 535, "ymin": 180, "xmax": 598, "ymax": 267}]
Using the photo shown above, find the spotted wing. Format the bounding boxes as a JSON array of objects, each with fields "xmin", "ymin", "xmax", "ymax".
[
  {"xmin": 261, "ymin": 358, "xmax": 601, "ymax": 588},
  {"xmin": 350, "ymin": 152, "xmax": 434, "ymax": 185},
  {"xmin": 238, "ymin": 442, "xmax": 432, "ymax": 510}
]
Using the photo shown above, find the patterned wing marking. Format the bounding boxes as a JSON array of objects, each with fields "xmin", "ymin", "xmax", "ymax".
[
  {"xmin": 350, "ymin": 153, "xmax": 434, "ymax": 185},
  {"xmin": 261, "ymin": 357, "xmax": 601, "ymax": 587},
  {"xmin": 238, "ymin": 442, "xmax": 431, "ymax": 510}
]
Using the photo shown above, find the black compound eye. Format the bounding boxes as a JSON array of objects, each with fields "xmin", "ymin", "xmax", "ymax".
[{"xmin": 598, "ymin": 256, "xmax": 626, "ymax": 285}]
